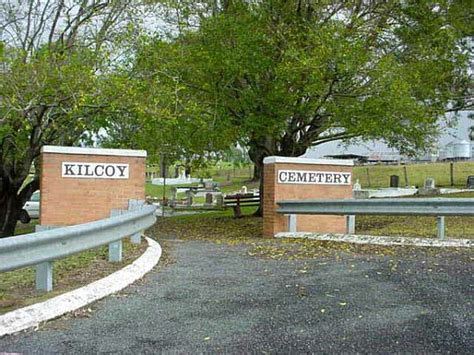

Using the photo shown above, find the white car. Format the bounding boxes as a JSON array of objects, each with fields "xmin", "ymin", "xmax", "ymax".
[{"xmin": 20, "ymin": 191, "xmax": 40, "ymax": 224}]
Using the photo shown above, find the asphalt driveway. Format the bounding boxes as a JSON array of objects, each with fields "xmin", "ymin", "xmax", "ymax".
[{"xmin": 0, "ymin": 238, "xmax": 472, "ymax": 354}]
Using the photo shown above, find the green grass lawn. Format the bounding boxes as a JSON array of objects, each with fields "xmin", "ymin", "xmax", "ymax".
[
  {"xmin": 150, "ymin": 206, "xmax": 472, "ymax": 264},
  {"xmin": 15, "ymin": 221, "xmax": 38, "ymax": 235},
  {"xmin": 145, "ymin": 182, "xmax": 194, "ymax": 199},
  {"xmin": 145, "ymin": 177, "xmax": 259, "ymax": 201},
  {"xmin": 353, "ymin": 161, "xmax": 474, "ymax": 188},
  {"xmin": 356, "ymin": 190, "xmax": 474, "ymax": 239},
  {"xmin": 0, "ymin": 239, "xmax": 146, "ymax": 315},
  {"xmin": 357, "ymin": 215, "xmax": 474, "ymax": 239}
]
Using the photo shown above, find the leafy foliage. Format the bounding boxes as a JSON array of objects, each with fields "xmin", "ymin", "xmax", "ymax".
[
  {"xmin": 99, "ymin": 36, "xmax": 237, "ymax": 166},
  {"xmin": 149, "ymin": 0, "xmax": 472, "ymax": 161},
  {"xmin": 0, "ymin": 1, "xmax": 138, "ymax": 237}
]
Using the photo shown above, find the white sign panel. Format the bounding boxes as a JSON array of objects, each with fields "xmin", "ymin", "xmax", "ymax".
[
  {"xmin": 278, "ymin": 170, "xmax": 351, "ymax": 185},
  {"xmin": 62, "ymin": 162, "xmax": 129, "ymax": 179}
]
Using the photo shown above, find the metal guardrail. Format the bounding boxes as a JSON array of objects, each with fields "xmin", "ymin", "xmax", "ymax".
[
  {"xmin": 277, "ymin": 198, "xmax": 474, "ymax": 239},
  {"xmin": 0, "ymin": 201, "xmax": 156, "ymax": 291}
]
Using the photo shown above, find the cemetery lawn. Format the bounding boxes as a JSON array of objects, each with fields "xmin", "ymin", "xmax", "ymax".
[
  {"xmin": 353, "ymin": 161, "xmax": 474, "ymax": 188},
  {"xmin": 357, "ymin": 191, "xmax": 474, "ymax": 239},
  {"xmin": 0, "ymin": 239, "xmax": 146, "ymax": 315},
  {"xmin": 151, "ymin": 205, "xmax": 472, "ymax": 264},
  {"xmin": 145, "ymin": 178, "xmax": 259, "ymax": 203},
  {"xmin": 357, "ymin": 215, "xmax": 474, "ymax": 239}
]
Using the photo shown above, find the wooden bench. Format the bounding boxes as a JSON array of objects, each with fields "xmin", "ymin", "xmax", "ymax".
[{"xmin": 224, "ymin": 193, "xmax": 260, "ymax": 218}]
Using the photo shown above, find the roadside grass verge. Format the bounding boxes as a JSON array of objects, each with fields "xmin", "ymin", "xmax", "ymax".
[
  {"xmin": 150, "ymin": 206, "xmax": 473, "ymax": 263},
  {"xmin": 356, "ymin": 216, "xmax": 474, "ymax": 239},
  {"xmin": 14, "ymin": 221, "xmax": 38, "ymax": 235},
  {"xmin": 357, "ymin": 191, "xmax": 474, "ymax": 239},
  {"xmin": 151, "ymin": 207, "xmax": 261, "ymax": 243},
  {"xmin": 0, "ymin": 239, "xmax": 146, "ymax": 315}
]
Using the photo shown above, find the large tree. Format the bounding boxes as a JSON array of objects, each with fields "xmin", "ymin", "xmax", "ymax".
[
  {"xmin": 99, "ymin": 36, "xmax": 237, "ymax": 169},
  {"xmin": 0, "ymin": 1, "xmax": 136, "ymax": 237},
  {"xmin": 150, "ymin": 0, "xmax": 472, "ymax": 213}
]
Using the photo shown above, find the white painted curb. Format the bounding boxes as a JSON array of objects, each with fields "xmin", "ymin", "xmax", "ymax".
[
  {"xmin": 275, "ymin": 232, "xmax": 472, "ymax": 248},
  {"xmin": 0, "ymin": 237, "xmax": 161, "ymax": 338}
]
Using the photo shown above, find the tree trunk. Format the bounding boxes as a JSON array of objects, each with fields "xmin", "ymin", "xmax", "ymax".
[
  {"xmin": 184, "ymin": 158, "xmax": 191, "ymax": 176},
  {"xmin": 160, "ymin": 157, "xmax": 167, "ymax": 178},
  {"xmin": 0, "ymin": 176, "xmax": 40, "ymax": 238},
  {"xmin": 248, "ymin": 135, "xmax": 309, "ymax": 217},
  {"xmin": 254, "ymin": 159, "xmax": 265, "ymax": 217},
  {"xmin": 0, "ymin": 187, "xmax": 22, "ymax": 238},
  {"xmin": 248, "ymin": 145, "xmax": 268, "ymax": 217},
  {"xmin": 252, "ymin": 164, "xmax": 261, "ymax": 181}
]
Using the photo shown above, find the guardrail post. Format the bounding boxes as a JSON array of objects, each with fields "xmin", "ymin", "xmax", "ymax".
[
  {"xmin": 437, "ymin": 216, "xmax": 445, "ymax": 240},
  {"xmin": 288, "ymin": 214, "xmax": 297, "ymax": 233},
  {"xmin": 128, "ymin": 199, "xmax": 145, "ymax": 244},
  {"xmin": 35, "ymin": 225, "xmax": 56, "ymax": 292},
  {"xmin": 36, "ymin": 262, "xmax": 53, "ymax": 292},
  {"xmin": 109, "ymin": 209, "xmax": 123, "ymax": 262},
  {"xmin": 346, "ymin": 215, "xmax": 356, "ymax": 234}
]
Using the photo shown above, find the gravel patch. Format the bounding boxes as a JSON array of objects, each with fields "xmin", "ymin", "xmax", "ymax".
[{"xmin": 0, "ymin": 239, "xmax": 472, "ymax": 353}]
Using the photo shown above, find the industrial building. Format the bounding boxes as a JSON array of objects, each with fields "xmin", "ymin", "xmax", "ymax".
[{"xmin": 307, "ymin": 113, "xmax": 473, "ymax": 163}]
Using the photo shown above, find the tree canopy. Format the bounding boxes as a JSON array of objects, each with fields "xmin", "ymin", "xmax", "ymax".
[
  {"xmin": 0, "ymin": 1, "xmax": 138, "ymax": 237},
  {"xmin": 1, "ymin": 0, "xmax": 472, "ymax": 234},
  {"xmin": 136, "ymin": 0, "xmax": 471, "ymax": 211}
]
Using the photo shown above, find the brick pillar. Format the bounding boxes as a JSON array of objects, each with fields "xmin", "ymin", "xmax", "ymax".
[
  {"xmin": 263, "ymin": 156, "xmax": 353, "ymax": 237},
  {"xmin": 40, "ymin": 146, "xmax": 146, "ymax": 226}
]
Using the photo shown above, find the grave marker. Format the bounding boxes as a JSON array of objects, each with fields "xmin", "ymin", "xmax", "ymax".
[{"xmin": 467, "ymin": 175, "xmax": 474, "ymax": 189}]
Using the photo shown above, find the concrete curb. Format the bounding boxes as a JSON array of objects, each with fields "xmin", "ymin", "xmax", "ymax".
[
  {"xmin": 0, "ymin": 237, "xmax": 161, "ymax": 338},
  {"xmin": 275, "ymin": 232, "xmax": 472, "ymax": 248}
]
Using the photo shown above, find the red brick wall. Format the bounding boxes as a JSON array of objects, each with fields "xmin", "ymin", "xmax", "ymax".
[
  {"xmin": 263, "ymin": 160, "xmax": 353, "ymax": 237},
  {"xmin": 40, "ymin": 151, "xmax": 145, "ymax": 226}
]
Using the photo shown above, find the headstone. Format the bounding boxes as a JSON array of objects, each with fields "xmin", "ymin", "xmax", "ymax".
[
  {"xmin": 424, "ymin": 177, "xmax": 435, "ymax": 189},
  {"xmin": 390, "ymin": 175, "xmax": 399, "ymax": 188},
  {"xmin": 185, "ymin": 190, "xmax": 193, "ymax": 206},
  {"xmin": 205, "ymin": 193, "xmax": 213, "ymax": 206},
  {"xmin": 418, "ymin": 177, "xmax": 439, "ymax": 196},
  {"xmin": 169, "ymin": 187, "xmax": 177, "ymax": 208},
  {"xmin": 215, "ymin": 194, "xmax": 224, "ymax": 208},
  {"xmin": 467, "ymin": 175, "xmax": 474, "ymax": 189},
  {"xmin": 353, "ymin": 179, "xmax": 361, "ymax": 191},
  {"xmin": 241, "ymin": 186, "xmax": 248, "ymax": 194},
  {"xmin": 170, "ymin": 187, "xmax": 177, "ymax": 200}
]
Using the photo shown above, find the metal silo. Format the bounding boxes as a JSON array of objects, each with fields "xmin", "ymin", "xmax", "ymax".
[
  {"xmin": 452, "ymin": 140, "xmax": 471, "ymax": 159},
  {"xmin": 444, "ymin": 142, "xmax": 455, "ymax": 159}
]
